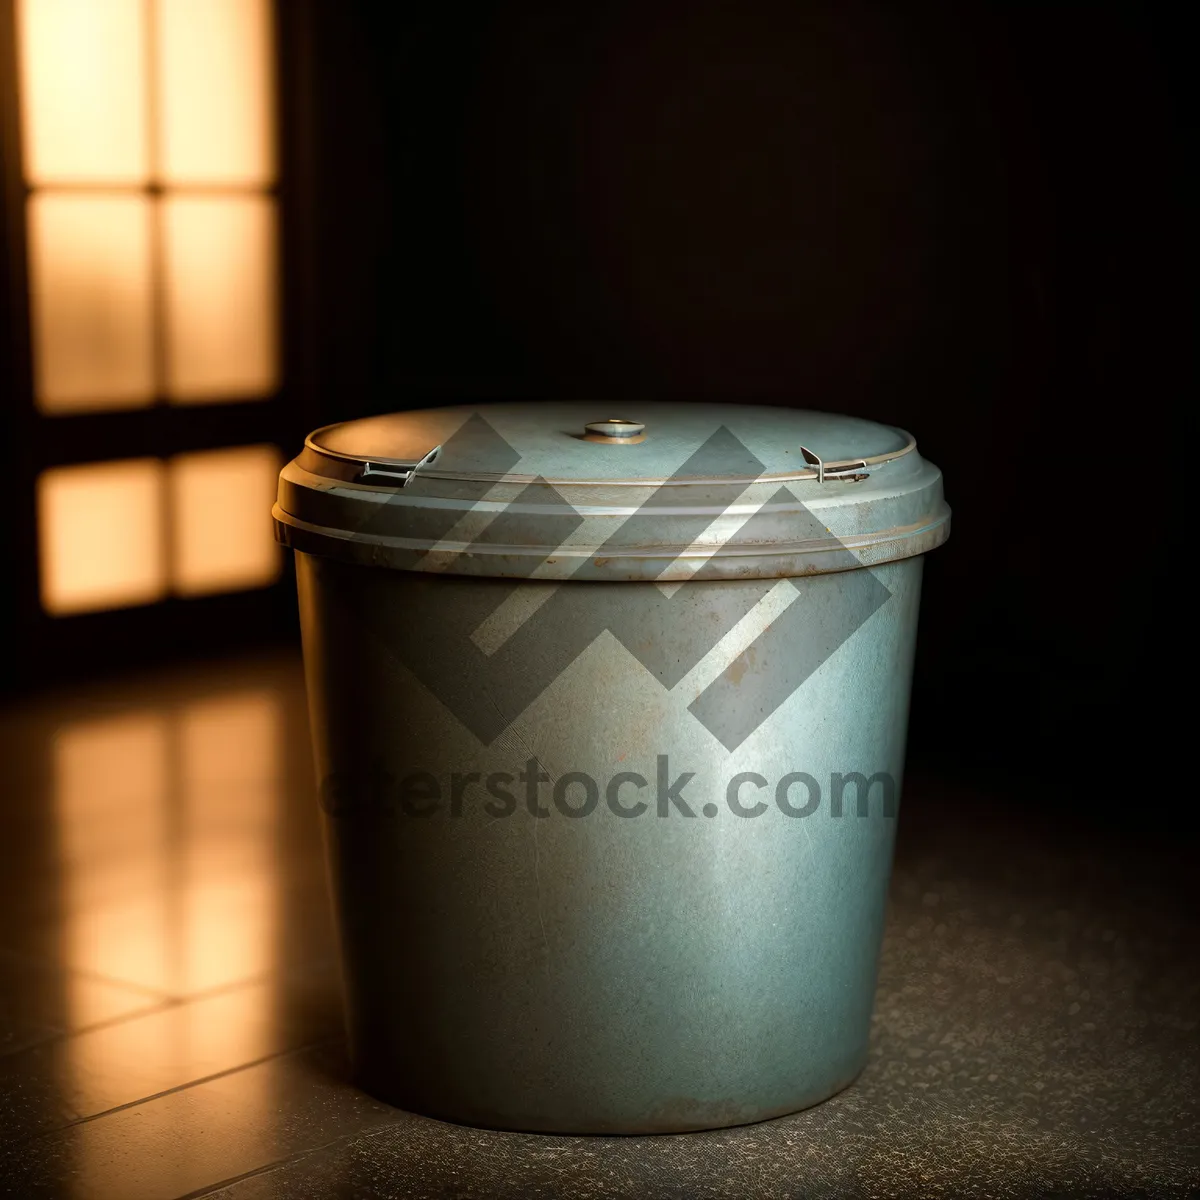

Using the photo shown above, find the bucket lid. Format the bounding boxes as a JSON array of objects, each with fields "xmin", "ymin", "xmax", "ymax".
[{"xmin": 273, "ymin": 401, "xmax": 949, "ymax": 581}]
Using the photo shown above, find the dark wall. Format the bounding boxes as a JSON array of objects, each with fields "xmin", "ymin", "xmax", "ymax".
[
  {"xmin": 1, "ymin": 2, "xmax": 1185, "ymax": 797},
  {"xmin": 297, "ymin": 1, "xmax": 1187, "ymax": 793}
]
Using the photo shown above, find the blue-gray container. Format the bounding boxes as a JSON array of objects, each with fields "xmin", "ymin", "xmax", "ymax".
[{"xmin": 274, "ymin": 401, "xmax": 950, "ymax": 1133}]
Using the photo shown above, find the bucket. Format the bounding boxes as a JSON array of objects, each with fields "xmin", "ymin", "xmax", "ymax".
[{"xmin": 274, "ymin": 401, "xmax": 950, "ymax": 1133}]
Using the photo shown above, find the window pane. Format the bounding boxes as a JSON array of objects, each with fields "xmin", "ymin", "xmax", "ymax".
[
  {"xmin": 16, "ymin": 0, "xmax": 148, "ymax": 184},
  {"xmin": 155, "ymin": 0, "xmax": 275, "ymax": 185},
  {"xmin": 169, "ymin": 445, "xmax": 281, "ymax": 596},
  {"xmin": 38, "ymin": 459, "xmax": 166, "ymax": 615},
  {"xmin": 161, "ymin": 195, "xmax": 278, "ymax": 403},
  {"xmin": 27, "ymin": 193, "xmax": 156, "ymax": 412}
]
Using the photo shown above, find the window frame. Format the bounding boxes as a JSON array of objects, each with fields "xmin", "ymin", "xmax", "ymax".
[{"xmin": 0, "ymin": 0, "xmax": 317, "ymax": 693}]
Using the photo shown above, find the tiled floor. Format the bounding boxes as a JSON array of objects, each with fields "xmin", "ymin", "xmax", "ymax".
[
  {"xmin": 1, "ymin": 650, "xmax": 1197, "ymax": 1198},
  {"xmin": 0, "ymin": 652, "xmax": 391, "ymax": 1198}
]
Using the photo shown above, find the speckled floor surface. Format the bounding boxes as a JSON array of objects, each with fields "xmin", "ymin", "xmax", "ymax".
[{"xmin": 1, "ymin": 651, "xmax": 1196, "ymax": 1198}]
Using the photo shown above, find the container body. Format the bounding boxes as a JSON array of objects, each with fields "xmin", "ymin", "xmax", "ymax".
[{"xmin": 296, "ymin": 549, "xmax": 924, "ymax": 1134}]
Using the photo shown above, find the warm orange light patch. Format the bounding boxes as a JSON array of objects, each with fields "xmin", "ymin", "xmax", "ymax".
[
  {"xmin": 38, "ymin": 459, "xmax": 166, "ymax": 614},
  {"xmin": 170, "ymin": 445, "xmax": 282, "ymax": 596}
]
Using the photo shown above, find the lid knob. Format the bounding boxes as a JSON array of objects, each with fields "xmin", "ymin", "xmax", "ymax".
[{"xmin": 582, "ymin": 418, "xmax": 646, "ymax": 444}]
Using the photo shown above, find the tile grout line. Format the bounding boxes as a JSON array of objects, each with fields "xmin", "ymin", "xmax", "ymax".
[
  {"xmin": 0, "ymin": 965, "xmax": 339, "ymax": 1050},
  {"xmin": 2, "ymin": 1036, "xmax": 345, "ymax": 1153},
  {"xmin": 174, "ymin": 1123, "xmax": 406, "ymax": 1200},
  {"xmin": 0, "ymin": 947, "xmax": 176, "ymax": 1002}
]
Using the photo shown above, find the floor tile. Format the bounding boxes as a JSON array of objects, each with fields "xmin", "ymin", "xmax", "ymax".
[
  {"xmin": 0, "ymin": 962, "xmax": 344, "ymax": 1147},
  {"xmin": 0, "ymin": 950, "xmax": 164, "ymax": 1058},
  {"xmin": 0, "ymin": 1041, "xmax": 400, "ymax": 1200},
  {"xmin": 0, "ymin": 653, "xmax": 331, "ymax": 998},
  {"xmin": 2, "ymin": 651, "xmax": 1197, "ymax": 1199}
]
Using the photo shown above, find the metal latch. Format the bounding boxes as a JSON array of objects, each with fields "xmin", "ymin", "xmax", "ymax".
[
  {"xmin": 358, "ymin": 445, "xmax": 441, "ymax": 487},
  {"xmin": 799, "ymin": 446, "xmax": 870, "ymax": 483}
]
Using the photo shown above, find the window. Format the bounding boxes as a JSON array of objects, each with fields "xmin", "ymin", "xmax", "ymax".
[
  {"xmin": 14, "ymin": 0, "xmax": 283, "ymax": 616},
  {"xmin": 38, "ymin": 445, "xmax": 282, "ymax": 616}
]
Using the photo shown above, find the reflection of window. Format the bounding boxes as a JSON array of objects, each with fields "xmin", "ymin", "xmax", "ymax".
[
  {"xmin": 53, "ymin": 690, "xmax": 282, "ymax": 1000},
  {"xmin": 15, "ymin": 1, "xmax": 283, "ymax": 615}
]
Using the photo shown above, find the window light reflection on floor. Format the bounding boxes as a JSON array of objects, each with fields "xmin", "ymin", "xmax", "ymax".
[{"xmin": 52, "ymin": 689, "xmax": 282, "ymax": 1003}]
